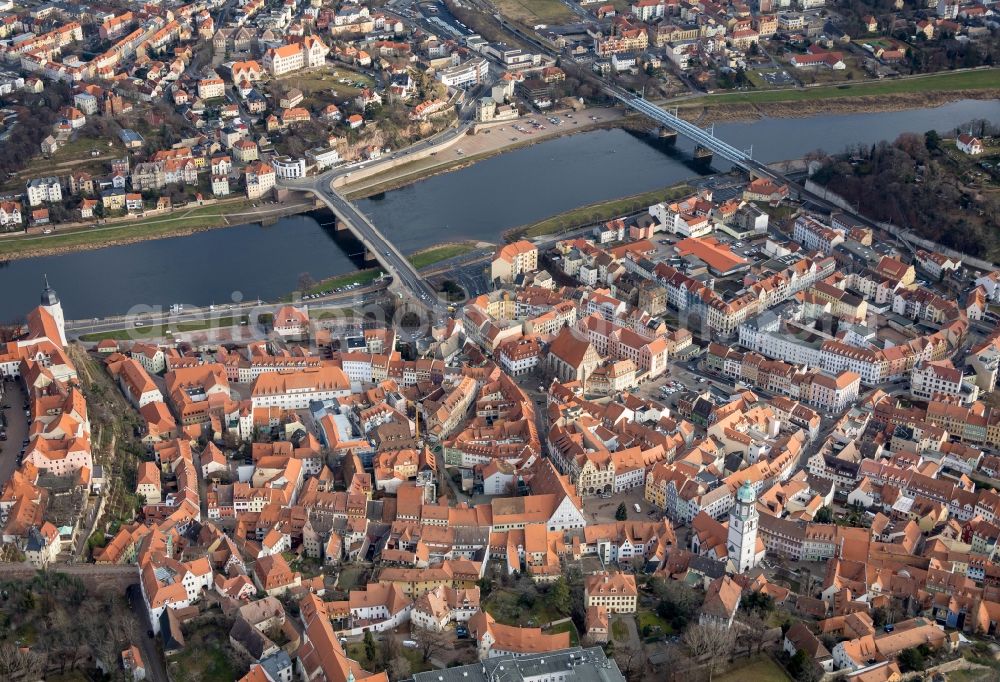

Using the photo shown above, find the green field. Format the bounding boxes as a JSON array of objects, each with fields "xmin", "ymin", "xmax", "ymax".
[
  {"xmin": 682, "ymin": 68, "xmax": 1000, "ymax": 107},
  {"xmin": 508, "ymin": 182, "xmax": 692, "ymax": 240},
  {"xmin": 494, "ymin": 0, "xmax": 574, "ymax": 25},
  {"xmin": 0, "ymin": 200, "xmax": 254, "ymax": 259},
  {"xmin": 545, "ymin": 620, "xmax": 581, "ymax": 646},
  {"xmin": 282, "ymin": 65, "xmax": 375, "ymax": 104},
  {"xmin": 611, "ymin": 619, "xmax": 629, "ymax": 642},
  {"xmin": 304, "ymin": 268, "xmax": 386, "ymax": 296},
  {"xmin": 484, "ymin": 588, "xmax": 562, "ymax": 627},
  {"xmin": 79, "ymin": 315, "xmax": 248, "ymax": 342},
  {"xmin": 715, "ymin": 656, "xmax": 791, "ymax": 682},
  {"xmin": 408, "ymin": 242, "xmax": 480, "ymax": 269},
  {"xmin": 637, "ymin": 610, "xmax": 673, "ymax": 637}
]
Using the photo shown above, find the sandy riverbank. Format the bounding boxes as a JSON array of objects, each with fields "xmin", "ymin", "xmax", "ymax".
[
  {"xmin": 680, "ymin": 89, "xmax": 1000, "ymax": 125},
  {"xmin": 341, "ymin": 108, "xmax": 626, "ymax": 199}
]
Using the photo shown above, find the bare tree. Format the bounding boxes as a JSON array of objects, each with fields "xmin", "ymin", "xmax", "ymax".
[
  {"xmin": 735, "ymin": 614, "xmax": 767, "ymax": 658},
  {"xmin": 663, "ymin": 643, "xmax": 697, "ymax": 682},
  {"xmin": 0, "ymin": 643, "xmax": 46, "ymax": 680},
  {"xmin": 683, "ymin": 622, "xmax": 736, "ymax": 681},
  {"xmin": 411, "ymin": 627, "xmax": 449, "ymax": 663},
  {"xmin": 613, "ymin": 643, "xmax": 646, "ymax": 682}
]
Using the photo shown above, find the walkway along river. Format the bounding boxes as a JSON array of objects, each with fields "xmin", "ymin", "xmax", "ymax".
[{"xmin": 2, "ymin": 98, "xmax": 998, "ymax": 321}]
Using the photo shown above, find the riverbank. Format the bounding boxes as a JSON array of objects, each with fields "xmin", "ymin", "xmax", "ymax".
[
  {"xmin": 676, "ymin": 69, "xmax": 1000, "ymax": 124},
  {"xmin": 341, "ymin": 108, "xmax": 626, "ymax": 200},
  {"xmin": 0, "ymin": 198, "xmax": 315, "ymax": 261},
  {"xmin": 408, "ymin": 241, "xmax": 486, "ymax": 269},
  {"xmin": 294, "ymin": 240, "xmax": 485, "ymax": 298},
  {"xmin": 504, "ymin": 181, "xmax": 693, "ymax": 242}
]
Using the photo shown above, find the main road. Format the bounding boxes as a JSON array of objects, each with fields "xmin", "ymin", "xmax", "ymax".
[
  {"xmin": 287, "ymin": 173, "xmax": 448, "ymax": 314},
  {"xmin": 277, "ymin": 81, "xmax": 492, "ymax": 318}
]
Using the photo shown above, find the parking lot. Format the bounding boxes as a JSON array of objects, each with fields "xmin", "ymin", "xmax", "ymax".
[
  {"xmin": 0, "ymin": 378, "xmax": 29, "ymax": 489},
  {"xmin": 756, "ymin": 69, "xmax": 794, "ymax": 86},
  {"xmin": 581, "ymin": 486, "xmax": 658, "ymax": 525}
]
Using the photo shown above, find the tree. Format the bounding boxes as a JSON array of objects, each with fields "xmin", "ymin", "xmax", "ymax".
[
  {"xmin": 924, "ymin": 129, "xmax": 941, "ymax": 152},
  {"xmin": 298, "ymin": 272, "xmax": 316, "ymax": 292},
  {"xmin": 615, "ymin": 503, "xmax": 628, "ymax": 521},
  {"xmin": 814, "ymin": 506, "xmax": 833, "ymax": 524},
  {"xmin": 740, "ymin": 591, "xmax": 774, "ymax": 617},
  {"xmin": 546, "ymin": 576, "xmax": 572, "ymax": 617},
  {"xmin": 364, "ymin": 630, "xmax": 377, "ymax": 663},
  {"xmin": 735, "ymin": 613, "xmax": 766, "ymax": 657},
  {"xmin": 613, "ymin": 643, "xmax": 646, "ymax": 682},
  {"xmin": 897, "ymin": 647, "xmax": 925, "ymax": 672},
  {"xmin": 412, "ymin": 627, "xmax": 449, "ymax": 663},
  {"xmin": 379, "ymin": 636, "xmax": 410, "ymax": 679},
  {"xmin": 788, "ymin": 648, "xmax": 823, "ymax": 682},
  {"xmin": 654, "ymin": 578, "xmax": 703, "ymax": 631},
  {"xmin": 683, "ymin": 622, "xmax": 736, "ymax": 681}
]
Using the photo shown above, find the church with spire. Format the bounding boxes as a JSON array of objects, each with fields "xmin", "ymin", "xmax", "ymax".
[
  {"xmin": 40, "ymin": 274, "xmax": 67, "ymax": 347},
  {"xmin": 0, "ymin": 275, "xmax": 72, "ymax": 380},
  {"xmin": 728, "ymin": 480, "xmax": 763, "ymax": 574}
]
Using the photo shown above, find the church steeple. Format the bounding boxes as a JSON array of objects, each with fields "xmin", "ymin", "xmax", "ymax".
[
  {"xmin": 41, "ymin": 274, "xmax": 59, "ymax": 306},
  {"xmin": 39, "ymin": 274, "xmax": 67, "ymax": 347}
]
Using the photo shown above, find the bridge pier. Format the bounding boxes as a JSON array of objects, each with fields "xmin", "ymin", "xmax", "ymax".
[
  {"xmin": 364, "ymin": 249, "xmax": 377, "ymax": 263},
  {"xmin": 693, "ymin": 145, "xmax": 713, "ymax": 167},
  {"xmin": 657, "ymin": 127, "xmax": 678, "ymax": 145}
]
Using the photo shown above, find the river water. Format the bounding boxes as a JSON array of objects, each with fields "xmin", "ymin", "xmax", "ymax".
[{"xmin": 5, "ymin": 98, "xmax": 999, "ymax": 320}]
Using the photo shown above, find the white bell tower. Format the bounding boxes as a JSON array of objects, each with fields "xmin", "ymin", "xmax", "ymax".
[
  {"xmin": 40, "ymin": 275, "xmax": 67, "ymax": 347},
  {"xmin": 728, "ymin": 480, "xmax": 760, "ymax": 574}
]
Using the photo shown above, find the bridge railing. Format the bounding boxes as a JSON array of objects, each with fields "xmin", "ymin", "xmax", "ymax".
[{"xmin": 609, "ymin": 92, "xmax": 751, "ymax": 164}]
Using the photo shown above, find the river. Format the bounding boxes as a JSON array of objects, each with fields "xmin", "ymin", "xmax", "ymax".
[{"xmin": 4, "ymin": 98, "xmax": 999, "ymax": 321}]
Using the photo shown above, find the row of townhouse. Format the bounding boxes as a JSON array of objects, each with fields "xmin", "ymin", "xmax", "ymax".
[
  {"xmin": 650, "ymin": 254, "xmax": 834, "ymax": 336},
  {"xmin": 739, "ymin": 310, "xmax": 965, "ymax": 386},
  {"xmin": 705, "ymin": 342, "xmax": 862, "ymax": 412}
]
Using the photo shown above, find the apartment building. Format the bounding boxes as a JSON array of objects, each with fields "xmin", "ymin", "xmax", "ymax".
[
  {"xmin": 491, "ymin": 240, "xmax": 538, "ymax": 284},
  {"xmin": 250, "ymin": 366, "xmax": 351, "ymax": 410},
  {"xmin": 911, "ymin": 360, "xmax": 978, "ymax": 405},
  {"xmin": 263, "ymin": 36, "xmax": 329, "ymax": 76},
  {"xmin": 26, "ymin": 177, "xmax": 62, "ymax": 206},
  {"xmin": 584, "ymin": 572, "xmax": 638, "ymax": 613}
]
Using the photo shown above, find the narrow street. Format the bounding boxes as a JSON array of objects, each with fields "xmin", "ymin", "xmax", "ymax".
[{"xmin": 127, "ymin": 585, "xmax": 170, "ymax": 682}]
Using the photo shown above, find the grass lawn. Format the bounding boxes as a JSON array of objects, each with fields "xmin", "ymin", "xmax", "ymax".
[
  {"xmin": 169, "ymin": 638, "xmax": 238, "ymax": 682},
  {"xmin": 401, "ymin": 646, "xmax": 435, "ymax": 673},
  {"xmin": 755, "ymin": 201, "xmax": 798, "ymax": 221},
  {"xmin": 949, "ymin": 669, "xmax": 999, "ymax": 682},
  {"xmin": 611, "ymin": 619, "xmax": 629, "ymax": 642},
  {"xmin": 337, "ymin": 565, "xmax": 368, "ymax": 591},
  {"xmin": 682, "ymin": 68, "xmax": 1000, "ymax": 107},
  {"xmin": 0, "ymin": 199, "xmax": 252, "ymax": 259},
  {"xmin": 304, "ymin": 268, "xmax": 386, "ymax": 296},
  {"xmin": 545, "ymin": 620, "xmax": 581, "ymax": 646},
  {"xmin": 637, "ymin": 610, "xmax": 673, "ymax": 637},
  {"xmin": 483, "ymin": 589, "xmax": 561, "ymax": 627},
  {"xmin": 79, "ymin": 315, "xmax": 249, "ymax": 341},
  {"xmin": 494, "ymin": 0, "xmax": 574, "ymax": 25},
  {"xmin": 283, "ymin": 66, "xmax": 374, "ymax": 102},
  {"xmin": 508, "ymin": 182, "xmax": 692, "ymax": 240},
  {"xmin": 715, "ymin": 656, "xmax": 790, "ymax": 682},
  {"xmin": 23, "ymin": 135, "xmax": 119, "ymax": 171},
  {"xmin": 348, "ymin": 642, "xmax": 435, "ymax": 674},
  {"xmin": 408, "ymin": 242, "xmax": 479, "ymax": 270}
]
